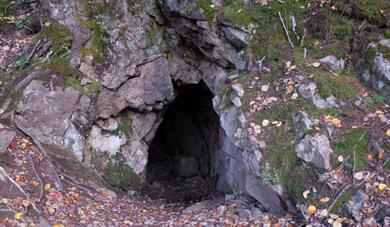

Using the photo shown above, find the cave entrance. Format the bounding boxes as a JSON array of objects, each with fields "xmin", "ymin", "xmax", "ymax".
[{"xmin": 144, "ymin": 81, "xmax": 221, "ymax": 202}]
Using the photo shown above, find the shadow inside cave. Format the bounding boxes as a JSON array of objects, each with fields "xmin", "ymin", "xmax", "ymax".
[{"xmin": 143, "ymin": 81, "xmax": 221, "ymax": 202}]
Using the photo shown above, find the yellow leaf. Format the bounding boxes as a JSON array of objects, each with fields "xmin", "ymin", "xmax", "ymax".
[
  {"xmin": 378, "ymin": 183, "xmax": 387, "ymax": 191},
  {"xmin": 53, "ymin": 224, "xmax": 64, "ymax": 227},
  {"xmin": 14, "ymin": 212, "xmax": 22, "ymax": 220},
  {"xmin": 319, "ymin": 197, "xmax": 330, "ymax": 203},
  {"xmin": 44, "ymin": 183, "xmax": 51, "ymax": 191},
  {"xmin": 307, "ymin": 205, "xmax": 317, "ymax": 214},
  {"xmin": 386, "ymin": 129, "xmax": 390, "ymax": 137},
  {"xmin": 331, "ymin": 118, "xmax": 341, "ymax": 126}
]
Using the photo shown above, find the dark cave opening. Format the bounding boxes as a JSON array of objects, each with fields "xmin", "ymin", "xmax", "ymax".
[{"xmin": 144, "ymin": 81, "xmax": 221, "ymax": 202}]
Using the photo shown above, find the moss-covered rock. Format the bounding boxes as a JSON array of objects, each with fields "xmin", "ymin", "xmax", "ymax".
[{"xmin": 104, "ymin": 160, "xmax": 142, "ymax": 189}]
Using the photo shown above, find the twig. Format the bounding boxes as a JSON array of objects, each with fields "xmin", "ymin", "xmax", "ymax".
[
  {"xmin": 257, "ymin": 55, "xmax": 266, "ymax": 74},
  {"xmin": 352, "ymin": 149, "xmax": 356, "ymax": 185},
  {"xmin": 278, "ymin": 11, "xmax": 294, "ymax": 48},
  {"xmin": 27, "ymin": 154, "xmax": 44, "ymax": 201},
  {"xmin": 0, "ymin": 166, "xmax": 40, "ymax": 214},
  {"xmin": 328, "ymin": 183, "xmax": 351, "ymax": 212},
  {"xmin": 0, "ymin": 37, "xmax": 11, "ymax": 45},
  {"xmin": 27, "ymin": 39, "xmax": 41, "ymax": 62}
]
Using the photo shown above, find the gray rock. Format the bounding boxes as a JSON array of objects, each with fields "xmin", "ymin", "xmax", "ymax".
[
  {"xmin": 231, "ymin": 96, "xmax": 242, "ymax": 107},
  {"xmin": 357, "ymin": 38, "xmax": 390, "ymax": 102},
  {"xmin": 222, "ymin": 26, "xmax": 250, "ymax": 48},
  {"xmin": 169, "ymin": 53, "xmax": 202, "ymax": 85},
  {"xmin": 97, "ymin": 57, "xmax": 175, "ymax": 118},
  {"xmin": 14, "ymin": 79, "xmax": 92, "ymax": 160},
  {"xmin": 319, "ymin": 55, "xmax": 345, "ymax": 73},
  {"xmin": 217, "ymin": 205, "xmax": 227, "ymax": 216},
  {"xmin": 295, "ymin": 133, "xmax": 333, "ymax": 169},
  {"xmin": 183, "ymin": 201, "xmax": 207, "ymax": 214},
  {"xmin": 237, "ymin": 208, "xmax": 251, "ymax": 219},
  {"xmin": 291, "ymin": 111, "xmax": 313, "ymax": 139},
  {"xmin": 174, "ymin": 155, "xmax": 199, "ymax": 177},
  {"xmin": 0, "ymin": 130, "xmax": 15, "ymax": 153},
  {"xmin": 298, "ymin": 83, "xmax": 339, "ymax": 109},
  {"xmin": 96, "ymin": 118, "xmax": 119, "ymax": 132},
  {"xmin": 251, "ymin": 207, "xmax": 263, "ymax": 218},
  {"xmin": 350, "ymin": 190, "xmax": 368, "ymax": 216}
]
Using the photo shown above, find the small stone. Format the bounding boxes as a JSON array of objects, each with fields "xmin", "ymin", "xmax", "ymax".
[
  {"xmin": 320, "ymin": 209, "xmax": 328, "ymax": 217},
  {"xmin": 217, "ymin": 205, "xmax": 227, "ymax": 216},
  {"xmin": 225, "ymin": 194, "xmax": 235, "ymax": 201},
  {"xmin": 231, "ymin": 97, "xmax": 242, "ymax": 107},
  {"xmin": 237, "ymin": 209, "xmax": 251, "ymax": 219}
]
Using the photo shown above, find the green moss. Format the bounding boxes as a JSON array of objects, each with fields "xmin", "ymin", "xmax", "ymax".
[
  {"xmin": 221, "ymin": 0, "xmax": 253, "ymax": 26},
  {"xmin": 385, "ymin": 32, "xmax": 390, "ymax": 39},
  {"xmin": 41, "ymin": 56, "xmax": 72, "ymax": 76},
  {"xmin": 293, "ymin": 48, "xmax": 306, "ymax": 68},
  {"xmin": 184, "ymin": 5, "xmax": 197, "ymax": 14},
  {"xmin": 0, "ymin": 0, "xmax": 14, "ymax": 17},
  {"xmin": 81, "ymin": 20, "xmax": 106, "ymax": 63},
  {"xmin": 330, "ymin": 188, "xmax": 353, "ymax": 214},
  {"xmin": 335, "ymin": 129, "xmax": 369, "ymax": 172},
  {"xmin": 104, "ymin": 160, "xmax": 140, "ymax": 189},
  {"xmin": 114, "ymin": 123, "xmax": 133, "ymax": 136},
  {"xmin": 64, "ymin": 76, "xmax": 101, "ymax": 96},
  {"xmin": 197, "ymin": 0, "xmax": 215, "ymax": 21},
  {"xmin": 314, "ymin": 74, "xmax": 356, "ymax": 101},
  {"xmin": 354, "ymin": 0, "xmax": 390, "ymax": 26},
  {"xmin": 262, "ymin": 127, "xmax": 322, "ymax": 203},
  {"xmin": 37, "ymin": 23, "xmax": 73, "ymax": 56}
]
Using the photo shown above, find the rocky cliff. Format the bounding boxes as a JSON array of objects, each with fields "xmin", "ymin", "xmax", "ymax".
[{"xmin": 1, "ymin": 0, "xmax": 389, "ymax": 222}]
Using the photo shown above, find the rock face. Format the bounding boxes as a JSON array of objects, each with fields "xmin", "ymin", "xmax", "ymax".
[
  {"xmin": 295, "ymin": 134, "xmax": 333, "ymax": 169},
  {"xmin": 299, "ymin": 82, "xmax": 339, "ymax": 109},
  {"xmin": 319, "ymin": 55, "xmax": 345, "ymax": 73},
  {"xmin": 0, "ymin": 130, "xmax": 15, "ymax": 153},
  {"xmin": 14, "ymin": 78, "xmax": 95, "ymax": 160},
  {"xmin": 97, "ymin": 57, "xmax": 175, "ymax": 118},
  {"xmin": 9, "ymin": 0, "xmax": 293, "ymax": 215},
  {"xmin": 357, "ymin": 38, "xmax": 390, "ymax": 102}
]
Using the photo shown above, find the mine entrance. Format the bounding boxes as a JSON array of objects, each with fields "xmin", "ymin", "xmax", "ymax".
[{"xmin": 144, "ymin": 81, "xmax": 221, "ymax": 202}]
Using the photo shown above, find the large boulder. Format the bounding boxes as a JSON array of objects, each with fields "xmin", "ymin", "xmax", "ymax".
[
  {"xmin": 14, "ymin": 78, "xmax": 95, "ymax": 160},
  {"xmin": 295, "ymin": 133, "xmax": 334, "ymax": 169}
]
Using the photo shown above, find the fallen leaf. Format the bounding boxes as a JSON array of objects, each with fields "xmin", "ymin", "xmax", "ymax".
[
  {"xmin": 312, "ymin": 62, "xmax": 321, "ymax": 67},
  {"xmin": 261, "ymin": 84, "xmax": 269, "ymax": 92},
  {"xmin": 320, "ymin": 209, "xmax": 328, "ymax": 217},
  {"xmin": 386, "ymin": 129, "xmax": 390, "ymax": 137},
  {"xmin": 366, "ymin": 154, "xmax": 373, "ymax": 161},
  {"xmin": 22, "ymin": 200, "xmax": 30, "ymax": 208},
  {"xmin": 378, "ymin": 183, "xmax": 387, "ymax": 191},
  {"xmin": 307, "ymin": 205, "xmax": 317, "ymax": 214},
  {"xmin": 354, "ymin": 172, "xmax": 364, "ymax": 180},
  {"xmin": 44, "ymin": 183, "xmax": 51, "ymax": 191},
  {"xmin": 303, "ymin": 190, "xmax": 310, "ymax": 199},
  {"xmin": 331, "ymin": 118, "xmax": 341, "ymax": 126},
  {"xmin": 319, "ymin": 197, "xmax": 330, "ymax": 203},
  {"xmin": 262, "ymin": 119, "xmax": 270, "ymax": 126},
  {"xmin": 14, "ymin": 212, "xmax": 22, "ymax": 220}
]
